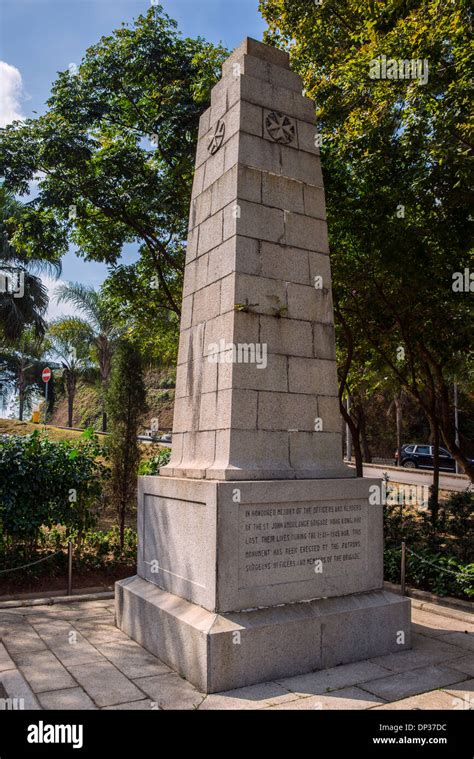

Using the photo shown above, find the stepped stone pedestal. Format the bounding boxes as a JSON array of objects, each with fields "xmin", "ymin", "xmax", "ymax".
[{"xmin": 116, "ymin": 37, "xmax": 411, "ymax": 693}]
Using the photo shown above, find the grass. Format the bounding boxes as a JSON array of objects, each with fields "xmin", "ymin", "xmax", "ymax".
[{"xmin": 0, "ymin": 418, "xmax": 92, "ymax": 442}]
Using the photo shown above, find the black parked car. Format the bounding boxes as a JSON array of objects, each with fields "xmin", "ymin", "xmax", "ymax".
[{"xmin": 394, "ymin": 444, "xmax": 467, "ymax": 472}]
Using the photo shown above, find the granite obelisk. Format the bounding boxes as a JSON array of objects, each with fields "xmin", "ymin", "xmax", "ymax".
[{"xmin": 116, "ymin": 38, "xmax": 411, "ymax": 693}]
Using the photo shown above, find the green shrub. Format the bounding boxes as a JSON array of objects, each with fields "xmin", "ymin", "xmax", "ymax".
[
  {"xmin": 444, "ymin": 491, "xmax": 474, "ymax": 562},
  {"xmin": 138, "ymin": 448, "xmax": 171, "ymax": 475},
  {"xmin": 0, "ymin": 430, "xmax": 108, "ymax": 546},
  {"xmin": 384, "ymin": 546, "xmax": 474, "ymax": 599}
]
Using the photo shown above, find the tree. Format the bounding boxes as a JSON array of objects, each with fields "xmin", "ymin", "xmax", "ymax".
[
  {"xmin": 55, "ymin": 283, "xmax": 118, "ymax": 431},
  {"xmin": 0, "ymin": 330, "xmax": 46, "ymax": 421},
  {"xmin": 47, "ymin": 319, "xmax": 92, "ymax": 428},
  {"xmin": 0, "ymin": 6, "xmax": 226, "ymax": 322},
  {"xmin": 0, "ymin": 188, "xmax": 61, "ymax": 344},
  {"xmin": 106, "ymin": 340, "xmax": 147, "ymax": 549},
  {"xmin": 261, "ymin": 0, "xmax": 473, "ymax": 479}
]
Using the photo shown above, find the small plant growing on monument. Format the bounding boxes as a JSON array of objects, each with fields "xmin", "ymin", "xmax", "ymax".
[
  {"xmin": 234, "ymin": 299, "xmax": 258, "ymax": 313},
  {"xmin": 106, "ymin": 340, "xmax": 147, "ymax": 550}
]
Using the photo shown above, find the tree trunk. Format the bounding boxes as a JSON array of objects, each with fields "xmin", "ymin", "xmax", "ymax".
[
  {"xmin": 119, "ymin": 508, "xmax": 125, "ymax": 551},
  {"xmin": 430, "ymin": 418, "xmax": 440, "ymax": 526},
  {"xmin": 333, "ymin": 303, "xmax": 363, "ymax": 476},
  {"xmin": 17, "ymin": 362, "xmax": 26, "ymax": 421},
  {"xmin": 339, "ymin": 397, "xmax": 363, "ymax": 476},
  {"xmin": 359, "ymin": 403, "xmax": 372, "ymax": 462},
  {"xmin": 66, "ymin": 372, "xmax": 76, "ymax": 429},
  {"xmin": 395, "ymin": 395, "xmax": 402, "ymax": 466}
]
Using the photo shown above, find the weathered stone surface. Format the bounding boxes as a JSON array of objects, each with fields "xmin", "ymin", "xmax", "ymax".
[
  {"xmin": 361, "ymin": 665, "xmax": 467, "ymax": 702},
  {"xmin": 132, "ymin": 673, "xmax": 204, "ymax": 710},
  {"xmin": 0, "ymin": 667, "xmax": 41, "ymax": 709},
  {"xmin": 66, "ymin": 660, "xmax": 144, "ymax": 708},
  {"xmin": 373, "ymin": 690, "xmax": 462, "ymax": 710},
  {"xmin": 199, "ymin": 681, "xmax": 298, "ymax": 710},
  {"xmin": 117, "ymin": 36, "xmax": 411, "ymax": 694},
  {"xmin": 117, "ymin": 578, "xmax": 410, "ymax": 693},
  {"xmin": 266, "ymin": 687, "xmax": 384, "ymax": 710},
  {"xmin": 134, "ymin": 476, "xmax": 384, "ymax": 613},
  {"xmin": 38, "ymin": 687, "xmax": 97, "ymax": 710},
  {"xmin": 222, "ymin": 37, "xmax": 290, "ymax": 76},
  {"xmin": 262, "ymin": 174, "xmax": 304, "ymax": 213},
  {"xmin": 0, "ymin": 642, "xmax": 15, "ymax": 672},
  {"xmin": 11, "ymin": 651, "xmax": 76, "ymax": 693}
]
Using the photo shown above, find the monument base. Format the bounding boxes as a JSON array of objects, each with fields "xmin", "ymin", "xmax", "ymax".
[{"xmin": 116, "ymin": 576, "xmax": 410, "ymax": 693}]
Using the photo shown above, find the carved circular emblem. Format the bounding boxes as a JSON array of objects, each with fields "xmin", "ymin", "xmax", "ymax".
[
  {"xmin": 208, "ymin": 120, "xmax": 226, "ymax": 155},
  {"xmin": 265, "ymin": 111, "xmax": 296, "ymax": 145}
]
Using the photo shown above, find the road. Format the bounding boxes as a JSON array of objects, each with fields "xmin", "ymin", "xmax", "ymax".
[{"xmin": 350, "ymin": 462, "xmax": 471, "ymax": 493}]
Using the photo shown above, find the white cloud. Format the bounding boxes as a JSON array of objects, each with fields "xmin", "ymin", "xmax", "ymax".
[
  {"xmin": 42, "ymin": 276, "xmax": 77, "ymax": 322},
  {"xmin": 0, "ymin": 61, "xmax": 25, "ymax": 127}
]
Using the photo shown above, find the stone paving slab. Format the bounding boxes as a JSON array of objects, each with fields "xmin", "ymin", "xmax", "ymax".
[
  {"xmin": 102, "ymin": 700, "xmax": 155, "ymax": 710},
  {"xmin": 66, "ymin": 660, "xmax": 145, "ymax": 708},
  {"xmin": 367, "ymin": 633, "xmax": 468, "ymax": 673},
  {"xmin": 199, "ymin": 681, "xmax": 299, "ymax": 710},
  {"xmin": 359, "ymin": 665, "xmax": 468, "ymax": 702},
  {"xmin": 447, "ymin": 655, "xmax": 474, "ymax": 678},
  {"xmin": 0, "ymin": 642, "xmax": 15, "ymax": 672},
  {"xmin": 275, "ymin": 660, "xmax": 391, "ymax": 696},
  {"xmin": 96, "ymin": 639, "xmax": 173, "ymax": 679},
  {"xmin": 0, "ymin": 599, "xmax": 472, "ymax": 710},
  {"xmin": 39, "ymin": 633, "xmax": 105, "ymax": 668},
  {"xmin": 37, "ymin": 687, "xmax": 98, "ymax": 710},
  {"xmin": 11, "ymin": 650, "xmax": 77, "ymax": 694},
  {"xmin": 71, "ymin": 620, "xmax": 131, "ymax": 646},
  {"xmin": 1, "ymin": 622, "xmax": 47, "ymax": 655},
  {"xmin": 373, "ymin": 690, "xmax": 463, "ymax": 710},
  {"xmin": 412, "ymin": 611, "xmax": 474, "ymax": 637},
  {"xmin": 441, "ymin": 632, "xmax": 474, "ymax": 652},
  {"xmin": 132, "ymin": 673, "xmax": 205, "ymax": 710},
  {"xmin": 0, "ymin": 667, "xmax": 41, "ymax": 709},
  {"xmin": 442, "ymin": 679, "xmax": 474, "ymax": 707},
  {"xmin": 265, "ymin": 686, "xmax": 385, "ymax": 710}
]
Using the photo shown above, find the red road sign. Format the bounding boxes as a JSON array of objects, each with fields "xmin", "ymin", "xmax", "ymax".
[{"xmin": 42, "ymin": 367, "xmax": 52, "ymax": 383}]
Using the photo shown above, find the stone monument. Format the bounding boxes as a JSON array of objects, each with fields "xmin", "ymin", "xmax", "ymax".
[{"xmin": 116, "ymin": 38, "xmax": 411, "ymax": 693}]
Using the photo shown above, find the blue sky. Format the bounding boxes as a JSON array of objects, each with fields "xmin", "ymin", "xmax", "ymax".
[{"xmin": 0, "ymin": 0, "xmax": 266, "ymax": 316}]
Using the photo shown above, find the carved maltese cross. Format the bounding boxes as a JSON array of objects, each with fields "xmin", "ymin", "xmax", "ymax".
[
  {"xmin": 265, "ymin": 111, "xmax": 296, "ymax": 145},
  {"xmin": 208, "ymin": 120, "xmax": 226, "ymax": 155}
]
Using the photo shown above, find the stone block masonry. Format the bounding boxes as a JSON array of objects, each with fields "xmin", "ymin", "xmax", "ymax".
[
  {"xmin": 117, "ymin": 38, "xmax": 411, "ymax": 694},
  {"xmin": 162, "ymin": 37, "xmax": 347, "ymax": 481}
]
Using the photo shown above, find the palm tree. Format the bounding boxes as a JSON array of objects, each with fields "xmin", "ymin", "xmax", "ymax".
[
  {"xmin": 0, "ymin": 187, "xmax": 61, "ymax": 344},
  {"xmin": 55, "ymin": 283, "xmax": 117, "ymax": 431},
  {"xmin": 0, "ymin": 329, "xmax": 46, "ymax": 420},
  {"xmin": 47, "ymin": 319, "xmax": 92, "ymax": 428}
]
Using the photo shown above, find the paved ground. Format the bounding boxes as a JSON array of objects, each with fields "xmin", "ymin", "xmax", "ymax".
[{"xmin": 0, "ymin": 598, "xmax": 472, "ymax": 710}]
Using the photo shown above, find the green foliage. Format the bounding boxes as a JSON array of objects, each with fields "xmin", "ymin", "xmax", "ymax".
[
  {"xmin": 106, "ymin": 340, "xmax": 147, "ymax": 546},
  {"xmin": 0, "ymin": 7, "xmax": 226, "ymax": 357},
  {"xmin": 69, "ymin": 526, "xmax": 137, "ymax": 568},
  {"xmin": 0, "ymin": 328, "xmax": 47, "ymax": 420},
  {"xmin": 0, "ymin": 430, "xmax": 108, "ymax": 544},
  {"xmin": 158, "ymin": 375, "xmax": 175, "ymax": 389},
  {"xmin": 260, "ymin": 0, "xmax": 474, "ymax": 478},
  {"xmin": 0, "ymin": 526, "xmax": 137, "ymax": 583},
  {"xmin": 443, "ymin": 491, "xmax": 473, "ymax": 562},
  {"xmin": 138, "ymin": 448, "xmax": 171, "ymax": 475},
  {"xmin": 384, "ymin": 546, "xmax": 474, "ymax": 599},
  {"xmin": 0, "ymin": 187, "xmax": 62, "ymax": 344}
]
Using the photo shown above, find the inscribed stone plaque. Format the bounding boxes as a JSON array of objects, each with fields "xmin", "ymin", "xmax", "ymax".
[{"xmin": 238, "ymin": 500, "xmax": 368, "ymax": 589}]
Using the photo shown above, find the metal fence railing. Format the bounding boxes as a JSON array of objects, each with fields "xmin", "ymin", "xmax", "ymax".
[{"xmin": 0, "ymin": 542, "xmax": 74, "ymax": 595}]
